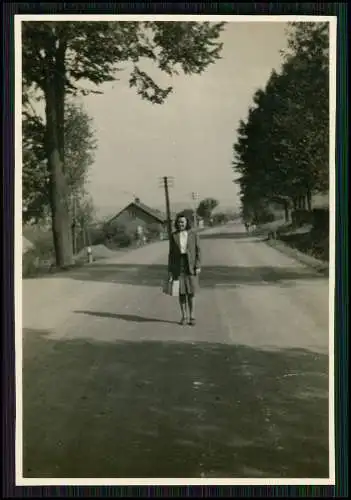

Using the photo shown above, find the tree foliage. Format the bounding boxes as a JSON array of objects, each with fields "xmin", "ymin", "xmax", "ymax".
[
  {"xmin": 22, "ymin": 112, "xmax": 50, "ymax": 223},
  {"xmin": 22, "ymin": 101, "xmax": 97, "ymax": 224},
  {"xmin": 64, "ymin": 102, "xmax": 97, "ymax": 193},
  {"xmin": 196, "ymin": 197, "xmax": 219, "ymax": 220},
  {"xmin": 22, "ymin": 20, "xmax": 225, "ymax": 266},
  {"xmin": 212, "ymin": 212, "xmax": 230, "ymax": 225},
  {"xmin": 180, "ymin": 208, "xmax": 197, "ymax": 225},
  {"xmin": 232, "ymin": 22, "xmax": 329, "ymax": 221}
]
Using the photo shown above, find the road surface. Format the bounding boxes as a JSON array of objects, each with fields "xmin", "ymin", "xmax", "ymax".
[{"xmin": 22, "ymin": 222, "xmax": 330, "ymax": 479}]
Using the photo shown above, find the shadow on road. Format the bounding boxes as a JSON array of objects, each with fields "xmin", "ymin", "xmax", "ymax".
[
  {"xmin": 23, "ymin": 329, "xmax": 329, "ymax": 479},
  {"xmin": 39, "ymin": 263, "xmax": 326, "ymax": 288},
  {"xmin": 75, "ymin": 310, "xmax": 177, "ymax": 324}
]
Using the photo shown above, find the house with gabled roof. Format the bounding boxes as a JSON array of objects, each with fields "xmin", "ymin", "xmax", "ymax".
[{"xmin": 105, "ymin": 197, "xmax": 168, "ymax": 237}]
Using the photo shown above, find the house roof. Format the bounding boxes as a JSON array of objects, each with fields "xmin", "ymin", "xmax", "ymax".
[{"xmin": 107, "ymin": 199, "xmax": 167, "ymax": 225}]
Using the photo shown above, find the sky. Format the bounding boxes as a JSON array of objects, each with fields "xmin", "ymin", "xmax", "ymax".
[{"xmin": 78, "ymin": 21, "xmax": 289, "ymax": 218}]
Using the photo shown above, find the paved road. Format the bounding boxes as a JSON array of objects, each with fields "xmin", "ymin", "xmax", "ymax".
[{"xmin": 23, "ymin": 222, "xmax": 330, "ymax": 479}]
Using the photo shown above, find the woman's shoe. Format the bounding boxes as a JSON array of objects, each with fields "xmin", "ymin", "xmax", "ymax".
[
  {"xmin": 189, "ymin": 318, "xmax": 196, "ymax": 326},
  {"xmin": 179, "ymin": 318, "xmax": 187, "ymax": 325}
]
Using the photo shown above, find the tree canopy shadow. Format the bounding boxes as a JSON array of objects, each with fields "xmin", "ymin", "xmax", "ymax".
[
  {"xmin": 36, "ymin": 263, "xmax": 327, "ymax": 288},
  {"xmin": 23, "ymin": 329, "xmax": 329, "ymax": 479}
]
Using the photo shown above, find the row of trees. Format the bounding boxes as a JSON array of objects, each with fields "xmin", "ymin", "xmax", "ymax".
[
  {"xmin": 23, "ymin": 98, "xmax": 97, "ymax": 230},
  {"xmin": 22, "ymin": 20, "xmax": 225, "ymax": 267},
  {"xmin": 232, "ymin": 22, "xmax": 329, "ymax": 224},
  {"xmin": 197, "ymin": 197, "xmax": 219, "ymax": 221},
  {"xmin": 179, "ymin": 197, "xmax": 219, "ymax": 227}
]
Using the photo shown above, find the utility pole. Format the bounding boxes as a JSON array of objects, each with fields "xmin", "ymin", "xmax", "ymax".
[
  {"xmin": 191, "ymin": 191, "xmax": 199, "ymax": 229},
  {"xmin": 72, "ymin": 193, "xmax": 77, "ymax": 256},
  {"xmin": 83, "ymin": 220, "xmax": 87, "ymax": 248},
  {"xmin": 159, "ymin": 176, "xmax": 174, "ymax": 240}
]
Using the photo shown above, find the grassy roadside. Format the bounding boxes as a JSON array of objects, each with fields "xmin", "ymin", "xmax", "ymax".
[
  {"xmin": 278, "ymin": 227, "xmax": 329, "ymax": 263},
  {"xmin": 255, "ymin": 220, "xmax": 329, "ymax": 274},
  {"xmin": 23, "ymin": 224, "xmax": 210, "ymax": 280},
  {"xmin": 23, "ymin": 244, "xmax": 142, "ymax": 279}
]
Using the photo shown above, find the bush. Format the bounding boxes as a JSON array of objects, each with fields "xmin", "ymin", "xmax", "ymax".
[
  {"xmin": 212, "ymin": 213, "xmax": 229, "ymax": 225},
  {"xmin": 291, "ymin": 209, "xmax": 313, "ymax": 227},
  {"xmin": 90, "ymin": 227, "xmax": 106, "ymax": 245},
  {"xmin": 23, "ymin": 249, "xmax": 40, "ymax": 277},
  {"xmin": 312, "ymin": 208, "xmax": 329, "ymax": 233},
  {"xmin": 253, "ymin": 211, "xmax": 275, "ymax": 224},
  {"xmin": 22, "ymin": 227, "xmax": 55, "ymax": 277},
  {"xmin": 22, "ymin": 246, "xmax": 55, "ymax": 277},
  {"xmin": 113, "ymin": 230, "xmax": 133, "ymax": 248},
  {"xmin": 108, "ymin": 224, "xmax": 135, "ymax": 248},
  {"xmin": 146, "ymin": 223, "xmax": 162, "ymax": 241},
  {"xmin": 92, "ymin": 222, "xmax": 137, "ymax": 249}
]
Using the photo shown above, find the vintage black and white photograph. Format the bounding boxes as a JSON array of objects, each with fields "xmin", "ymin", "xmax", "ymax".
[{"xmin": 17, "ymin": 15, "xmax": 336, "ymax": 484}]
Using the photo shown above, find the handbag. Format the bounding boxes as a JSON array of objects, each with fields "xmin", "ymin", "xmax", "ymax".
[{"xmin": 163, "ymin": 278, "xmax": 180, "ymax": 297}]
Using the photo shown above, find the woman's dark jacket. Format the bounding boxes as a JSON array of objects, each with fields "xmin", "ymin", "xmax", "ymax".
[{"xmin": 168, "ymin": 229, "xmax": 202, "ymax": 278}]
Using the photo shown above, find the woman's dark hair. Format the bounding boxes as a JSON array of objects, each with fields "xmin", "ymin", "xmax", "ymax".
[{"xmin": 174, "ymin": 212, "xmax": 192, "ymax": 231}]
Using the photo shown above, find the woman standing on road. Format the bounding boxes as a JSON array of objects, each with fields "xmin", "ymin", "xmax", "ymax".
[{"xmin": 168, "ymin": 213, "xmax": 202, "ymax": 326}]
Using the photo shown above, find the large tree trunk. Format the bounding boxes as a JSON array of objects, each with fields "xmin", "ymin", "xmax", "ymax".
[
  {"xmin": 283, "ymin": 200, "xmax": 290, "ymax": 222},
  {"xmin": 45, "ymin": 79, "xmax": 73, "ymax": 268},
  {"xmin": 307, "ymin": 188, "xmax": 312, "ymax": 211}
]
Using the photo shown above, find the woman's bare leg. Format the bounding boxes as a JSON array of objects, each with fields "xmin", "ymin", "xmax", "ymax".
[
  {"xmin": 179, "ymin": 294, "xmax": 187, "ymax": 322},
  {"xmin": 187, "ymin": 294, "xmax": 195, "ymax": 323}
]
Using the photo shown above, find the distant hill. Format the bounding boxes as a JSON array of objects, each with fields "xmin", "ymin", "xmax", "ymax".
[
  {"xmin": 212, "ymin": 204, "xmax": 240, "ymax": 215},
  {"xmin": 167, "ymin": 201, "xmax": 195, "ymax": 213},
  {"xmin": 156, "ymin": 201, "xmax": 240, "ymax": 215}
]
